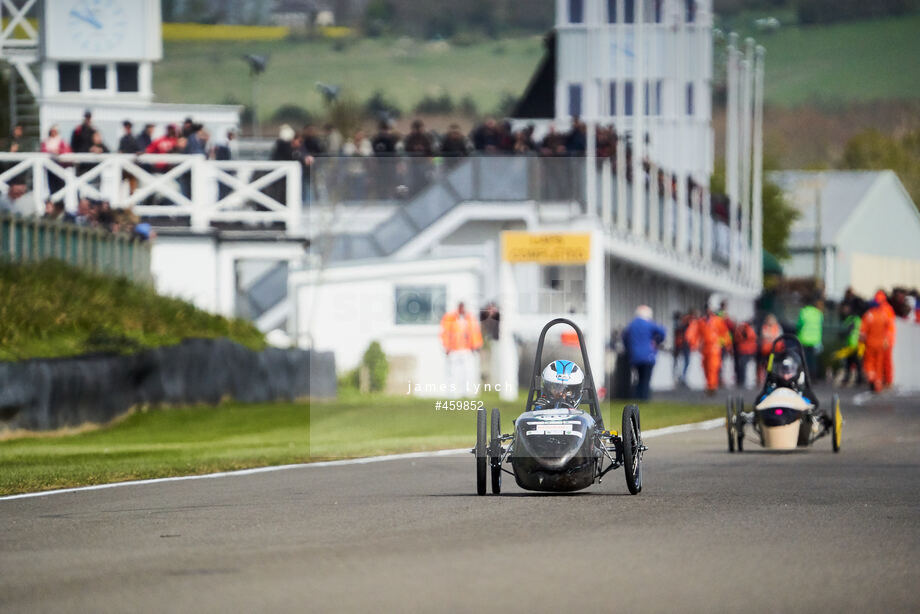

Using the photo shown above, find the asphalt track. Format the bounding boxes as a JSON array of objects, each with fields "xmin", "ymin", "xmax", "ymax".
[{"xmin": 2, "ymin": 389, "xmax": 918, "ymax": 613}]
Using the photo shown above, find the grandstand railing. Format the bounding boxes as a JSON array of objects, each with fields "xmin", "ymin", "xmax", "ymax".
[
  {"xmin": 308, "ymin": 155, "xmax": 750, "ymax": 280},
  {"xmin": 0, "ymin": 153, "xmax": 302, "ymax": 233},
  {"xmin": 0, "ymin": 212, "xmax": 153, "ymax": 284}
]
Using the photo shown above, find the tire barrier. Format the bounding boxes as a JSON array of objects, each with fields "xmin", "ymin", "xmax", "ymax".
[{"xmin": 0, "ymin": 339, "xmax": 336, "ymax": 432}]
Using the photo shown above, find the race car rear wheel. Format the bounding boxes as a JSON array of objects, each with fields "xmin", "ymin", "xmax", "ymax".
[
  {"xmin": 831, "ymin": 394, "xmax": 842, "ymax": 453},
  {"xmin": 735, "ymin": 398, "xmax": 745, "ymax": 452},
  {"xmin": 726, "ymin": 398, "xmax": 736, "ymax": 453},
  {"xmin": 490, "ymin": 408, "xmax": 502, "ymax": 494},
  {"xmin": 476, "ymin": 408, "xmax": 487, "ymax": 495},
  {"xmin": 622, "ymin": 405, "xmax": 643, "ymax": 495}
]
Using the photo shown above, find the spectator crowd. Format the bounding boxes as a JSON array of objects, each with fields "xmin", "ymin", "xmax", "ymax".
[
  {"xmin": 2, "ymin": 111, "xmax": 240, "ymax": 240},
  {"xmin": 665, "ymin": 287, "xmax": 920, "ymax": 397}
]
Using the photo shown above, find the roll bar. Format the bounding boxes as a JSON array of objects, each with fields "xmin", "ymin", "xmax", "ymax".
[{"xmin": 526, "ymin": 318, "xmax": 604, "ymax": 430}]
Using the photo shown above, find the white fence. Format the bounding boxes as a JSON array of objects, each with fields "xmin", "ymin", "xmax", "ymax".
[{"xmin": 0, "ymin": 153, "xmax": 302, "ymax": 233}]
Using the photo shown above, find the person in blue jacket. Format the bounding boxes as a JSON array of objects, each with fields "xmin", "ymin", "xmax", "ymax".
[{"xmin": 622, "ymin": 305, "xmax": 667, "ymax": 400}]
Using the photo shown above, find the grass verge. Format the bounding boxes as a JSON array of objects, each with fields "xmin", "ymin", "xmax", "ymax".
[{"xmin": 0, "ymin": 394, "xmax": 720, "ymax": 496}]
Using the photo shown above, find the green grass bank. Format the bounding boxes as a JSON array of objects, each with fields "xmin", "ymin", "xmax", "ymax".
[
  {"xmin": 0, "ymin": 261, "xmax": 264, "ymax": 361},
  {"xmin": 0, "ymin": 394, "xmax": 721, "ymax": 495}
]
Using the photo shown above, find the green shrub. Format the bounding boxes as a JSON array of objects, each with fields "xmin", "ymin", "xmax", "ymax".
[
  {"xmin": 364, "ymin": 90, "xmax": 402, "ymax": 120},
  {"xmin": 271, "ymin": 104, "xmax": 314, "ymax": 126},
  {"xmin": 414, "ymin": 93, "xmax": 455, "ymax": 115},
  {"xmin": 493, "ymin": 92, "xmax": 519, "ymax": 117},
  {"xmin": 459, "ymin": 95, "xmax": 479, "ymax": 117},
  {"xmin": 360, "ymin": 341, "xmax": 389, "ymax": 393}
]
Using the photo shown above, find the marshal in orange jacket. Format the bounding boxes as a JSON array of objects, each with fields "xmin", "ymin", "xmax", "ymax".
[{"xmin": 440, "ymin": 310, "xmax": 484, "ymax": 353}]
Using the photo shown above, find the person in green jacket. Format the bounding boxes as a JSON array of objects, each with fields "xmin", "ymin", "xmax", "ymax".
[
  {"xmin": 838, "ymin": 302, "xmax": 863, "ymax": 385},
  {"xmin": 797, "ymin": 296, "xmax": 824, "ymax": 378}
]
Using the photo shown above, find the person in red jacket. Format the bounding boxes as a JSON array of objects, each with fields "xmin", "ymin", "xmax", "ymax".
[
  {"xmin": 733, "ymin": 320, "xmax": 758, "ymax": 388},
  {"xmin": 145, "ymin": 124, "xmax": 179, "ymax": 174},
  {"xmin": 860, "ymin": 291, "xmax": 896, "ymax": 392}
]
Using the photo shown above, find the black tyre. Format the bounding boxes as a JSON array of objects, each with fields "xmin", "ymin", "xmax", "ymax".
[
  {"xmin": 736, "ymin": 397, "xmax": 745, "ymax": 452},
  {"xmin": 726, "ymin": 398, "xmax": 736, "ymax": 453},
  {"xmin": 622, "ymin": 405, "xmax": 643, "ymax": 495},
  {"xmin": 476, "ymin": 408, "xmax": 487, "ymax": 495},
  {"xmin": 490, "ymin": 408, "xmax": 502, "ymax": 494},
  {"xmin": 831, "ymin": 394, "xmax": 842, "ymax": 453}
]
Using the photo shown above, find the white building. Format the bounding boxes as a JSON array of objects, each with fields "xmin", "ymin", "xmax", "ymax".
[
  {"xmin": 770, "ymin": 170, "xmax": 920, "ymax": 299},
  {"xmin": 551, "ymin": 0, "xmax": 713, "ymax": 182},
  {"xmin": 289, "ymin": 0, "xmax": 762, "ymax": 396},
  {"xmin": 1, "ymin": 0, "xmax": 240, "ymax": 150}
]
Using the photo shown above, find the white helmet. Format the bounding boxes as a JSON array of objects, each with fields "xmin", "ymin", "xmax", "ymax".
[{"xmin": 541, "ymin": 360, "xmax": 585, "ymax": 407}]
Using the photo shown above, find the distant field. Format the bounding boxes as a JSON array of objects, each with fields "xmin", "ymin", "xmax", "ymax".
[
  {"xmin": 757, "ymin": 15, "xmax": 920, "ymax": 106},
  {"xmin": 154, "ymin": 35, "xmax": 544, "ymax": 122},
  {"xmin": 0, "ymin": 395, "xmax": 721, "ymax": 495},
  {"xmin": 153, "ymin": 15, "xmax": 919, "ymax": 122}
]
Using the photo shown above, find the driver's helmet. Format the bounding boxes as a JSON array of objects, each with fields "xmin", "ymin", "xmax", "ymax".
[
  {"xmin": 772, "ymin": 352, "xmax": 804, "ymax": 385},
  {"xmin": 541, "ymin": 360, "xmax": 585, "ymax": 407}
]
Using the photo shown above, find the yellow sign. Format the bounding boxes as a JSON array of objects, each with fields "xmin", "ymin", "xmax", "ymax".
[{"xmin": 501, "ymin": 232, "xmax": 591, "ymax": 264}]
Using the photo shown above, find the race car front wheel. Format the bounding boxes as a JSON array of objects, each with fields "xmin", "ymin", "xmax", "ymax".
[
  {"xmin": 831, "ymin": 394, "xmax": 842, "ymax": 453},
  {"xmin": 476, "ymin": 408, "xmax": 487, "ymax": 495},
  {"xmin": 490, "ymin": 408, "xmax": 502, "ymax": 495},
  {"xmin": 726, "ymin": 398, "xmax": 736, "ymax": 453},
  {"xmin": 622, "ymin": 405, "xmax": 643, "ymax": 495}
]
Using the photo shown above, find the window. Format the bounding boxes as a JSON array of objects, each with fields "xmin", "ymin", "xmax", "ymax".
[
  {"xmin": 89, "ymin": 65, "xmax": 107, "ymax": 90},
  {"xmin": 568, "ymin": 0, "xmax": 584, "ymax": 23},
  {"xmin": 116, "ymin": 63, "xmax": 139, "ymax": 92},
  {"xmin": 686, "ymin": 82, "xmax": 695, "ymax": 116},
  {"xmin": 644, "ymin": 80, "xmax": 662, "ymax": 115},
  {"xmin": 607, "ymin": 0, "xmax": 616, "ymax": 23},
  {"xmin": 395, "ymin": 286, "xmax": 446, "ymax": 325},
  {"xmin": 655, "ymin": 0, "xmax": 663, "ymax": 22},
  {"xmin": 624, "ymin": 80, "xmax": 634, "ymax": 116},
  {"xmin": 568, "ymin": 83, "xmax": 582, "ymax": 118},
  {"xmin": 58, "ymin": 62, "xmax": 80, "ymax": 92},
  {"xmin": 686, "ymin": 0, "xmax": 697, "ymax": 23},
  {"xmin": 609, "ymin": 81, "xmax": 617, "ymax": 115},
  {"xmin": 624, "ymin": 0, "xmax": 635, "ymax": 24}
]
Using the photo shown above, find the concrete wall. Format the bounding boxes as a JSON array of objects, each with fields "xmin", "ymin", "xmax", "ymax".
[
  {"xmin": 292, "ymin": 257, "xmax": 483, "ymax": 394},
  {"xmin": 151, "ymin": 233, "xmax": 220, "ymax": 312},
  {"xmin": 894, "ymin": 320, "xmax": 920, "ymax": 392},
  {"xmin": 151, "ymin": 232, "xmax": 306, "ymax": 321}
]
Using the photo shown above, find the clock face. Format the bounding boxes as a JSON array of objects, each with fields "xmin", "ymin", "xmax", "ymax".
[{"xmin": 66, "ymin": 0, "xmax": 129, "ymax": 54}]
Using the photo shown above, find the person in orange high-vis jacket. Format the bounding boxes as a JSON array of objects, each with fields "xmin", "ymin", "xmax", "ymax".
[
  {"xmin": 440, "ymin": 302, "xmax": 483, "ymax": 397},
  {"xmin": 860, "ymin": 291, "xmax": 896, "ymax": 392},
  {"xmin": 687, "ymin": 307, "xmax": 732, "ymax": 394}
]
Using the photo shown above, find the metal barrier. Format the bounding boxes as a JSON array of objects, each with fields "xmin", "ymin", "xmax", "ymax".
[
  {"xmin": 0, "ymin": 153, "xmax": 302, "ymax": 233},
  {"xmin": 0, "ymin": 212, "xmax": 152, "ymax": 284}
]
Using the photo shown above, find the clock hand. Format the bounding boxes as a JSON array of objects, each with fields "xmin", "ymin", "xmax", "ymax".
[
  {"xmin": 81, "ymin": 1, "xmax": 103, "ymax": 27},
  {"xmin": 69, "ymin": 9, "xmax": 102, "ymax": 29}
]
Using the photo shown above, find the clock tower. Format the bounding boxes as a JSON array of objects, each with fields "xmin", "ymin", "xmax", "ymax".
[
  {"xmin": 4, "ymin": 0, "xmax": 241, "ymax": 153},
  {"xmin": 40, "ymin": 0, "xmax": 162, "ymax": 100}
]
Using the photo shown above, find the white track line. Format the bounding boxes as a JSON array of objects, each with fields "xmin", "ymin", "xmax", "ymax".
[{"xmin": 0, "ymin": 418, "xmax": 724, "ymax": 502}]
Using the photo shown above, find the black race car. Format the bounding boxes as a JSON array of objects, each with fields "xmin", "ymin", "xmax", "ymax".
[{"xmin": 474, "ymin": 318, "xmax": 645, "ymax": 495}]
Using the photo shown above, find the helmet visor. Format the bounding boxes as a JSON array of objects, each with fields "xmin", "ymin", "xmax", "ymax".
[{"xmin": 544, "ymin": 381, "xmax": 582, "ymax": 405}]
